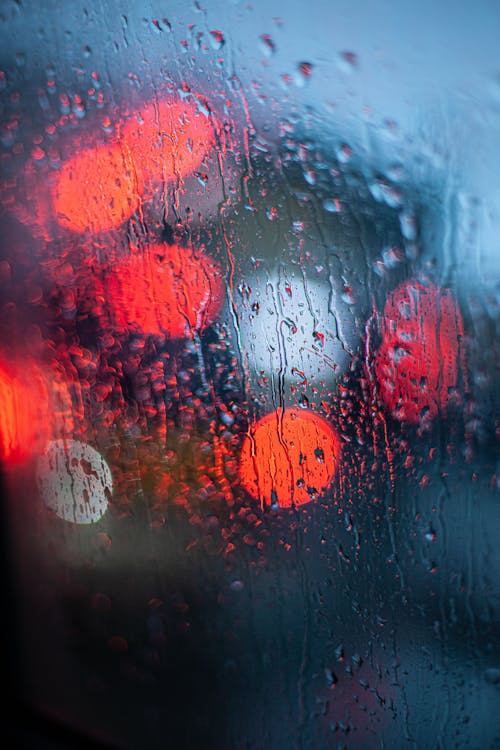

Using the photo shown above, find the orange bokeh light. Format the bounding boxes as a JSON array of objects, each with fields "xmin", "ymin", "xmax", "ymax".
[
  {"xmin": 52, "ymin": 143, "xmax": 143, "ymax": 234},
  {"xmin": 120, "ymin": 98, "xmax": 215, "ymax": 196},
  {"xmin": 374, "ymin": 279, "xmax": 464, "ymax": 424},
  {"xmin": 239, "ymin": 407, "xmax": 340, "ymax": 508},
  {"xmin": 105, "ymin": 243, "xmax": 225, "ymax": 338}
]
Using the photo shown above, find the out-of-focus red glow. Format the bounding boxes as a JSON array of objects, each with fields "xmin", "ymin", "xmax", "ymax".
[
  {"xmin": 105, "ymin": 243, "xmax": 225, "ymax": 338},
  {"xmin": 0, "ymin": 361, "xmax": 48, "ymax": 465},
  {"xmin": 120, "ymin": 97, "xmax": 215, "ymax": 196},
  {"xmin": 239, "ymin": 407, "xmax": 339, "ymax": 508},
  {"xmin": 52, "ymin": 144, "xmax": 143, "ymax": 234},
  {"xmin": 374, "ymin": 279, "xmax": 464, "ymax": 424},
  {"xmin": 0, "ymin": 356, "xmax": 81, "ymax": 466}
]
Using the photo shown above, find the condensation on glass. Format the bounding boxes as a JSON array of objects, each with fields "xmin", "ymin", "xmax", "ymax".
[{"xmin": 0, "ymin": 1, "xmax": 499, "ymax": 749}]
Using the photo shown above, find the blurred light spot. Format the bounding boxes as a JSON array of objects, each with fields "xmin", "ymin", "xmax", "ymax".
[
  {"xmin": 120, "ymin": 96, "xmax": 215, "ymax": 198},
  {"xmin": 37, "ymin": 439, "xmax": 112, "ymax": 524},
  {"xmin": 0, "ymin": 361, "xmax": 47, "ymax": 465},
  {"xmin": 235, "ymin": 270, "xmax": 355, "ymax": 387},
  {"xmin": 374, "ymin": 279, "xmax": 464, "ymax": 424},
  {"xmin": 105, "ymin": 243, "xmax": 225, "ymax": 338},
  {"xmin": 52, "ymin": 143, "xmax": 143, "ymax": 234},
  {"xmin": 239, "ymin": 407, "xmax": 339, "ymax": 508}
]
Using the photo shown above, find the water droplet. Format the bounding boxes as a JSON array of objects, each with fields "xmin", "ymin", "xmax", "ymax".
[
  {"xmin": 341, "ymin": 286, "xmax": 356, "ymax": 305},
  {"xmin": 299, "ymin": 393, "xmax": 309, "ymax": 409},
  {"xmin": 219, "ymin": 409, "xmax": 235, "ymax": 426},
  {"xmin": 259, "ymin": 34, "xmax": 276, "ymax": 56},
  {"xmin": 313, "ymin": 330, "xmax": 325, "ymax": 348},
  {"xmin": 335, "ymin": 143, "xmax": 352, "ymax": 163},
  {"xmin": 325, "ymin": 667, "xmax": 338, "ymax": 686},
  {"xmin": 195, "ymin": 171, "xmax": 209, "ymax": 186},
  {"xmin": 31, "ymin": 146, "xmax": 46, "ymax": 163},
  {"xmin": 209, "ymin": 29, "xmax": 225, "ymax": 49},
  {"xmin": 295, "ymin": 61, "xmax": 313, "ymax": 86},
  {"xmin": 399, "ymin": 211, "xmax": 418, "ymax": 240},
  {"xmin": 303, "ymin": 167, "xmax": 316, "ymax": 185},
  {"xmin": 424, "ymin": 527, "xmax": 437, "ymax": 543},
  {"xmin": 322, "ymin": 197, "xmax": 342, "ymax": 213},
  {"xmin": 338, "ymin": 50, "xmax": 358, "ymax": 72},
  {"xmin": 291, "ymin": 367, "xmax": 308, "ymax": 385}
]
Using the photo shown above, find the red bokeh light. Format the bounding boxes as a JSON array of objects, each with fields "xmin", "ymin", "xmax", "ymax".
[
  {"xmin": 52, "ymin": 143, "xmax": 143, "ymax": 234},
  {"xmin": 120, "ymin": 97, "xmax": 215, "ymax": 197},
  {"xmin": 25, "ymin": 95, "xmax": 215, "ymax": 238},
  {"xmin": 239, "ymin": 407, "xmax": 340, "ymax": 508},
  {"xmin": 374, "ymin": 279, "xmax": 464, "ymax": 424},
  {"xmin": 0, "ymin": 360, "xmax": 48, "ymax": 465},
  {"xmin": 104, "ymin": 242, "xmax": 225, "ymax": 338},
  {"xmin": 0, "ymin": 354, "xmax": 82, "ymax": 467}
]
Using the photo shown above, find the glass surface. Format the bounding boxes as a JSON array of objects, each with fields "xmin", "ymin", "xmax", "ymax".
[{"xmin": 0, "ymin": 2, "xmax": 499, "ymax": 748}]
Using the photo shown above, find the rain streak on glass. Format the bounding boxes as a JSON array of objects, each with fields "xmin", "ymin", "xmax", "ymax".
[{"xmin": 0, "ymin": 2, "xmax": 498, "ymax": 750}]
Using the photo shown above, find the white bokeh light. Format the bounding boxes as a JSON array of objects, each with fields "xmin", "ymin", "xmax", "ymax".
[
  {"xmin": 234, "ymin": 266, "xmax": 358, "ymax": 391},
  {"xmin": 37, "ymin": 439, "xmax": 112, "ymax": 524}
]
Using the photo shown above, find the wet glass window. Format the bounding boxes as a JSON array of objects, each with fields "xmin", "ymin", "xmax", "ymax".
[{"xmin": 1, "ymin": 2, "xmax": 499, "ymax": 749}]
